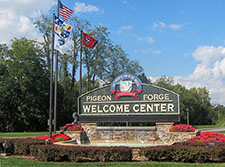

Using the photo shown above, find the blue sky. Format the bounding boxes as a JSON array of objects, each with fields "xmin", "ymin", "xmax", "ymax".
[
  {"xmin": 72, "ymin": 0, "xmax": 225, "ymax": 77},
  {"xmin": 1, "ymin": 0, "xmax": 225, "ymax": 105}
]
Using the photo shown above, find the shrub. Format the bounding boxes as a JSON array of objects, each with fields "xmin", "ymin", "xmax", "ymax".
[
  {"xmin": 2, "ymin": 137, "xmax": 225, "ymax": 163},
  {"xmin": 0, "ymin": 138, "xmax": 45, "ymax": 155},
  {"xmin": 142, "ymin": 142, "xmax": 225, "ymax": 163},
  {"xmin": 32, "ymin": 145, "xmax": 132, "ymax": 162},
  {"xmin": 13, "ymin": 139, "xmax": 45, "ymax": 155},
  {"xmin": 33, "ymin": 145, "xmax": 67, "ymax": 161}
]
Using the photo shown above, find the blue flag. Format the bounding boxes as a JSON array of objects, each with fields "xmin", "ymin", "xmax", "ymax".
[{"xmin": 55, "ymin": 16, "xmax": 72, "ymax": 39}]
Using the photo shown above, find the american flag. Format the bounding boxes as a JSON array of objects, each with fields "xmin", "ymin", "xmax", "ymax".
[{"xmin": 59, "ymin": 1, "xmax": 73, "ymax": 22}]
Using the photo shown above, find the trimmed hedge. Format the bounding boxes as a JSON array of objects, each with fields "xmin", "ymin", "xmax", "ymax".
[
  {"xmin": 13, "ymin": 139, "xmax": 45, "ymax": 155},
  {"xmin": 141, "ymin": 142, "xmax": 225, "ymax": 163},
  {"xmin": 0, "ymin": 138, "xmax": 45, "ymax": 155},
  {"xmin": 1, "ymin": 138, "xmax": 225, "ymax": 163},
  {"xmin": 30, "ymin": 145, "xmax": 132, "ymax": 162}
]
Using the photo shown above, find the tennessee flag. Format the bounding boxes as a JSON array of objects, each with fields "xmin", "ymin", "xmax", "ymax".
[{"xmin": 82, "ymin": 32, "xmax": 98, "ymax": 49}]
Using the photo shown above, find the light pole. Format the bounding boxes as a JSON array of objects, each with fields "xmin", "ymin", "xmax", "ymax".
[
  {"xmin": 186, "ymin": 108, "xmax": 190, "ymax": 125},
  {"xmin": 48, "ymin": 9, "xmax": 55, "ymax": 143}
]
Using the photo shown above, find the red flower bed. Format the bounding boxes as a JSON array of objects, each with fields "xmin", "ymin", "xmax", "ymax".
[
  {"xmin": 26, "ymin": 123, "xmax": 83, "ymax": 144},
  {"xmin": 61, "ymin": 123, "xmax": 83, "ymax": 131},
  {"xmin": 188, "ymin": 131, "xmax": 225, "ymax": 142},
  {"xmin": 170, "ymin": 124, "xmax": 195, "ymax": 132},
  {"xmin": 26, "ymin": 133, "xmax": 71, "ymax": 144},
  {"xmin": 51, "ymin": 133, "xmax": 71, "ymax": 143},
  {"xmin": 26, "ymin": 135, "xmax": 49, "ymax": 140}
]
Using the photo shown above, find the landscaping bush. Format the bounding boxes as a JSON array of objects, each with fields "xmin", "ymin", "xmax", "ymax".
[
  {"xmin": 0, "ymin": 138, "xmax": 22, "ymax": 154},
  {"xmin": 67, "ymin": 146, "xmax": 95, "ymax": 162},
  {"xmin": 92, "ymin": 147, "xmax": 132, "ymax": 162},
  {"xmin": 141, "ymin": 142, "xmax": 225, "ymax": 163},
  {"xmin": 142, "ymin": 146, "xmax": 172, "ymax": 161},
  {"xmin": 32, "ymin": 145, "xmax": 132, "ymax": 162},
  {"xmin": 0, "ymin": 138, "xmax": 45, "ymax": 155},
  {"xmin": 2, "ymin": 137, "xmax": 225, "ymax": 163},
  {"xmin": 32, "ymin": 145, "xmax": 67, "ymax": 161},
  {"xmin": 13, "ymin": 139, "xmax": 45, "ymax": 155}
]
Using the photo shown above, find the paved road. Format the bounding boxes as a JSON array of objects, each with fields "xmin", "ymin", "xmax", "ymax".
[{"xmin": 198, "ymin": 127, "xmax": 225, "ymax": 132}]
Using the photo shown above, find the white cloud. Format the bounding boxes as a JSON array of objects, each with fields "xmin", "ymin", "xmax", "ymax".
[
  {"xmin": 137, "ymin": 36, "xmax": 154, "ymax": 45},
  {"xmin": 152, "ymin": 21, "xmax": 166, "ymax": 30},
  {"xmin": 140, "ymin": 48, "xmax": 161, "ymax": 55},
  {"xmin": 123, "ymin": 1, "xmax": 128, "ymax": 4},
  {"xmin": 0, "ymin": 0, "xmax": 55, "ymax": 44},
  {"xmin": 149, "ymin": 45, "xmax": 225, "ymax": 105},
  {"xmin": 117, "ymin": 25, "xmax": 132, "ymax": 34},
  {"xmin": 147, "ymin": 37, "xmax": 154, "ymax": 44},
  {"xmin": 173, "ymin": 46, "xmax": 225, "ymax": 105},
  {"xmin": 74, "ymin": 2, "xmax": 99, "ymax": 13},
  {"xmin": 168, "ymin": 24, "xmax": 182, "ymax": 30},
  {"xmin": 152, "ymin": 50, "xmax": 161, "ymax": 55},
  {"xmin": 152, "ymin": 21, "xmax": 184, "ymax": 30},
  {"xmin": 192, "ymin": 46, "xmax": 225, "ymax": 66}
]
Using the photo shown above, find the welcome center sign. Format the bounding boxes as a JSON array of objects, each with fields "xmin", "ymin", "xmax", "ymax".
[{"xmin": 78, "ymin": 73, "xmax": 180, "ymax": 122}]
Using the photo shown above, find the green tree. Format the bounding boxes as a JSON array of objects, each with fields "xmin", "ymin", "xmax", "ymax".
[
  {"xmin": 102, "ymin": 44, "xmax": 143, "ymax": 83},
  {"xmin": 83, "ymin": 25, "xmax": 110, "ymax": 90},
  {"xmin": 0, "ymin": 38, "xmax": 49, "ymax": 132},
  {"xmin": 188, "ymin": 87, "xmax": 211, "ymax": 125},
  {"xmin": 69, "ymin": 16, "xmax": 90, "ymax": 90},
  {"xmin": 155, "ymin": 75, "xmax": 174, "ymax": 90},
  {"xmin": 154, "ymin": 76, "xmax": 212, "ymax": 125},
  {"xmin": 209, "ymin": 104, "xmax": 225, "ymax": 125},
  {"xmin": 57, "ymin": 53, "xmax": 79, "ymax": 127},
  {"xmin": 138, "ymin": 73, "xmax": 151, "ymax": 84},
  {"xmin": 33, "ymin": 15, "xmax": 52, "ymax": 70}
]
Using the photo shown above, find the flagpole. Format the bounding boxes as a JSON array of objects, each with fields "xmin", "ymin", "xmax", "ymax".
[
  {"xmin": 49, "ymin": 9, "xmax": 55, "ymax": 143},
  {"xmin": 53, "ymin": 0, "xmax": 60, "ymax": 133},
  {"xmin": 79, "ymin": 28, "xmax": 83, "ymax": 95}
]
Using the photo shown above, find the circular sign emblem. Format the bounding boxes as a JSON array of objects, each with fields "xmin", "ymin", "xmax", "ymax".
[{"xmin": 111, "ymin": 73, "xmax": 142, "ymax": 99}]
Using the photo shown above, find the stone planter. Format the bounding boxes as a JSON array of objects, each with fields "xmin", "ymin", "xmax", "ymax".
[
  {"xmin": 168, "ymin": 131, "xmax": 198, "ymax": 144},
  {"xmin": 155, "ymin": 122, "xmax": 198, "ymax": 144},
  {"xmin": 64, "ymin": 131, "xmax": 83, "ymax": 144},
  {"xmin": 62, "ymin": 123, "xmax": 198, "ymax": 145}
]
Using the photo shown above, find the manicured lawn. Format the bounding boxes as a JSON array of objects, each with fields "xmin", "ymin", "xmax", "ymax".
[
  {"xmin": 220, "ymin": 131, "xmax": 225, "ymax": 134},
  {"xmin": 0, "ymin": 132, "xmax": 48, "ymax": 138},
  {"xmin": 1, "ymin": 124, "xmax": 225, "ymax": 138},
  {"xmin": 193, "ymin": 124, "xmax": 225, "ymax": 129},
  {"xmin": 1, "ymin": 157, "xmax": 225, "ymax": 167}
]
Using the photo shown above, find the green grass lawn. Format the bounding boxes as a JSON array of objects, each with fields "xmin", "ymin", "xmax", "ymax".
[
  {"xmin": 1, "ymin": 157, "xmax": 225, "ymax": 167},
  {"xmin": 0, "ymin": 132, "xmax": 48, "ymax": 138},
  {"xmin": 1, "ymin": 124, "xmax": 225, "ymax": 138},
  {"xmin": 1, "ymin": 125, "xmax": 225, "ymax": 138},
  {"xmin": 219, "ymin": 131, "xmax": 225, "ymax": 134},
  {"xmin": 193, "ymin": 124, "xmax": 225, "ymax": 129}
]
